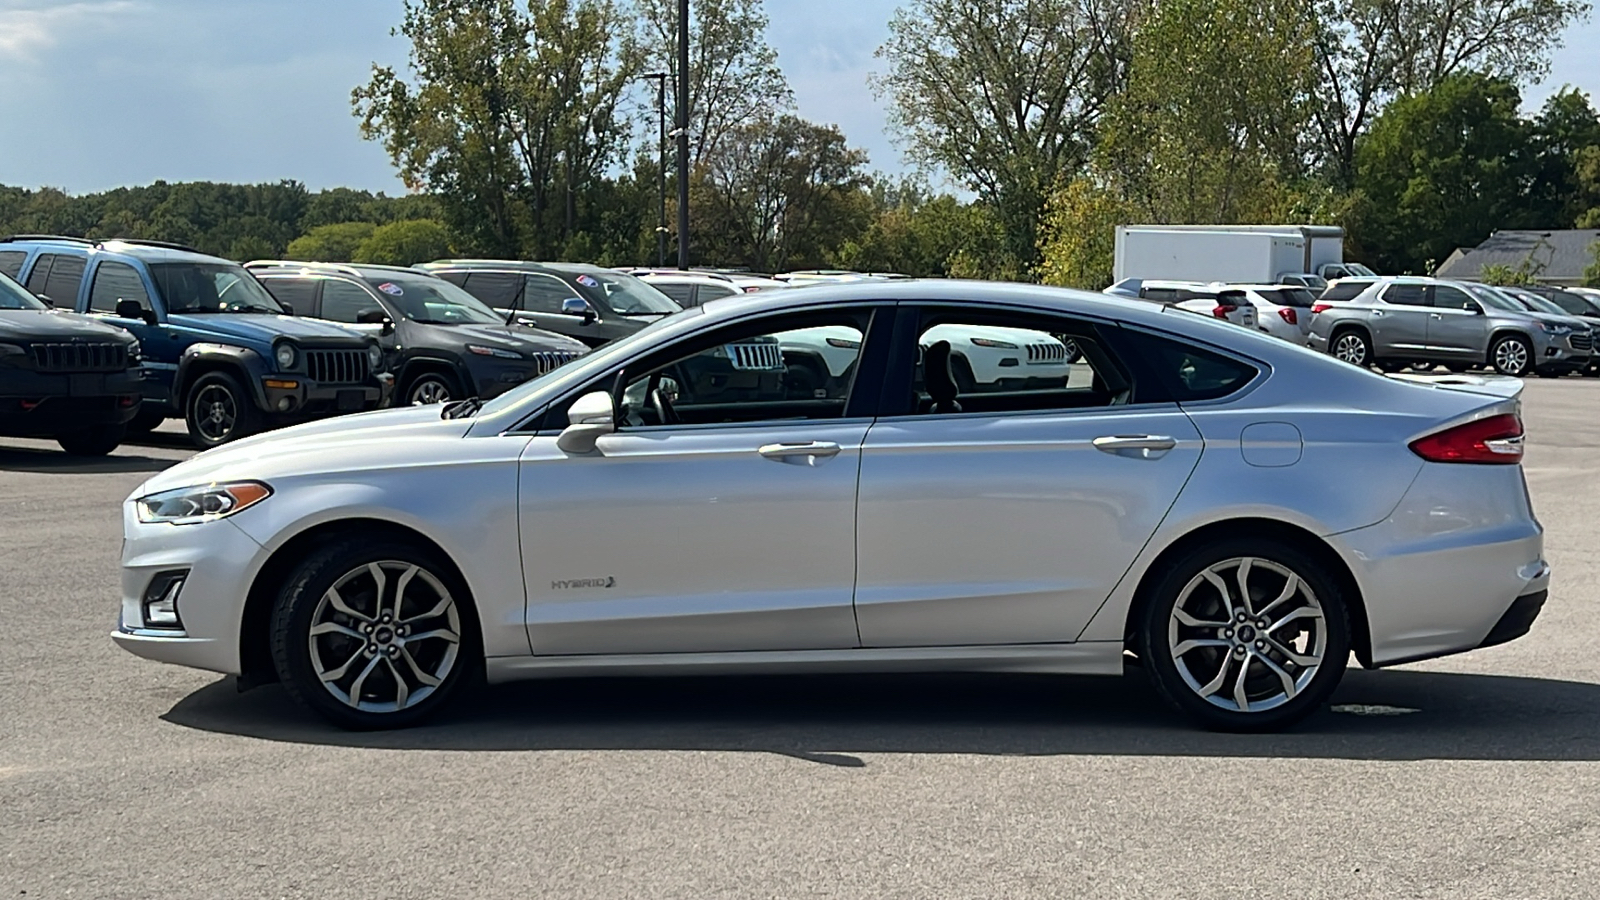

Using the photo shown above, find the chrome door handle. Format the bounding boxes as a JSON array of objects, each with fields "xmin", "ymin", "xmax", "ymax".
[
  {"xmin": 1430, "ymin": 313, "xmax": 1443, "ymax": 319},
  {"xmin": 1372, "ymin": 310, "xmax": 1384, "ymax": 317},
  {"xmin": 758, "ymin": 441, "xmax": 842, "ymax": 460},
  {"xmin": 1093, "ymin": 435, "xmax": 1177, "ymax": 458}
]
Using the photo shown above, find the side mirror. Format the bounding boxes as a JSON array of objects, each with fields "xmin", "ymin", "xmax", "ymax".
[
  {"xmin": 33, "ymin": 293, "xmax": 53, "ymax": 308},
  {"xmin": 116, "ymin": 298, "xmax": 157, "ymax": 325},
  {"xmin": 357, "ymin": 308, "xmax": 388, "ymax": 324},
  {"xmin": 278, "ymin": 301, "xmax": 296, "ymax": 315},
  {"xmin": 556, "ymin": 390, "xmax": 616, "ymax": 454},
  {"xmin": 561, "ymin": 297, "xmax": 597, "ymax": 323},
  {"xmin": 381, "ymin": 316, "xmax": 396, "ymax": 337}
]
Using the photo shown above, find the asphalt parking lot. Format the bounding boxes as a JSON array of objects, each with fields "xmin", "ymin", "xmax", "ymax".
[{"xmin": 2, "ymin": 387, "xmax": 1599, "ymax": 900}]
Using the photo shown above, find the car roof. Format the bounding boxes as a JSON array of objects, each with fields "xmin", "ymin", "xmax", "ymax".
[
  {"xmin": 420, "ymin": 259, "xmax": 610, "ymax": 276},
  {"xmin": 1, "ymin": 235, "xmax": 233, "ymax": 266},
  {"xmin": 244, "ymin": 260, "xmax": 442, "ymax": 281}
]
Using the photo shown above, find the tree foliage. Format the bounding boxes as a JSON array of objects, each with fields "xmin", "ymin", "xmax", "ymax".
[
  {"xmin": 351, "ymin": 219, "xmax": 456, "ymax": 266},
  {"xmin": 287, "ymin": 222, "xmax": 378, "ymax": 262},
  {"xmin": 635, "ymin": 0, "xmax": 790, "ymax": 167},
  {"xmin": 354, "ymin": 0, "xmax": 639, "ymax": 258},
  {"xmin": 875, "ymin": 0, "xmax": 1130, "ymax": 268}
]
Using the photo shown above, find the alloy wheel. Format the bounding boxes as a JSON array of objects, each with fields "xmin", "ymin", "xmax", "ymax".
[
  {"xmin": 1166, "ymin": 557, "xmax": 1328, "ymax": 714},
  {"xmin": 192, "ymin": 384, "xmax": 238, "ymax": 443},
  {"xmin": 308, "ymin": 561, "xmax": 462, "ymax": 713},
  {"xmin": 409, "ymin": 378, "xmax": 453, "ymax": 405},
  {"xmin": 1332, "ymin": 333, "xmax": 1367, "ymax": 365},
  {"xmin": 1494, "ymin": 339, "xmax": 1530, "ymax": 376}
]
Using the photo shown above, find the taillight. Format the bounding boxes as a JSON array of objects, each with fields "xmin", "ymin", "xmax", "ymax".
[
  {"xmin": 1278, "ymin": 307, "xmax": 1298, "ymax": 325},
  {"xmin": 1409, "ymin": 414, "xmax": 1524, "ymax": 465},
  {"xmin": 1310, "ymin": 303, "xmax": 1333, "ymax": 314},
  {"xmin": 1212, "ymin": 304, "xmax": 1233, "ymax": 319}
]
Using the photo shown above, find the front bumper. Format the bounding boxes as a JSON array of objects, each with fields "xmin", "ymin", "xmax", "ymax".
[
  {"xmin": 260, "ymin": 375, "xmax": 388, "ymax": 418},
  {"xmin": 110, "ymin": 503, "xmax": 268, "ymax": 675}
]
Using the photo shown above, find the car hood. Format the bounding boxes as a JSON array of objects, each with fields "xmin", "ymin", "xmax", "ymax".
[
  {"xmin": 132, "ymin": 405, "xmax": 473, "ymax": 497},
  {"xmin": 0, "ymin": 309, "xmax": 137, "ymax": 342},
  {"xmin": 170, "ymin": 313, "xmax": 366, "ymax": 344},
  {"xmin": 452, "ymin": 322, "xmax": 588, "ymax": 353}
]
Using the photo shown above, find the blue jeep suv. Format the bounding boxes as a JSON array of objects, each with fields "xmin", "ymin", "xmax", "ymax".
[{"xmin": 0, "ymin": 237, "xmax": 387, "ymax": 448}]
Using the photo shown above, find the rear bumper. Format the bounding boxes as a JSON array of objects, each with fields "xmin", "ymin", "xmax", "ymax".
[
  {"xmin": 1480, "ymin": 589, "xmax": 1546, "ymax": 649},
  {"xmin": 1332, "ymin": 463, "xmax": 1548, "ymax": 667}
]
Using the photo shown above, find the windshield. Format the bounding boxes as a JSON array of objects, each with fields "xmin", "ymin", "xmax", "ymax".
[
  {"xmin": 1461, "ymin": 283, "xmax": 1527, "ymax": 312},
  {"xmin": 151, "ymin": 263, "xmax": 285, "ymax": 314},
  {"xmin": 370, "ymin": 276, "xmax": 503, "ymax": 324},
  {"xmin": 1254, "ymin": 288, "xmax": 1317, "ymax": 307},
  {"xmin": 1512, "ymin": 291, "xmax": 1569, "ymax": 316},
  {"xmin": 0, "ymin": 271, "xmax": 46, "ymax": 310},
  {"xmin": 574, "ymin": 271, "xmax": 682, "ymax": 316}
]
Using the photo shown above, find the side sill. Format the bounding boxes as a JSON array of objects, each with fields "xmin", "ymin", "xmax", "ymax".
[{"xmin": 484, "ymin": 641, "xmax": 1124, "ymax": 683}]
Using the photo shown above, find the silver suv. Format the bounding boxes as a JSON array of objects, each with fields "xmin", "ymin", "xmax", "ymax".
[{"xmin": 1308, "ymin": 277, "xmax": 1593, "ymax": 377}]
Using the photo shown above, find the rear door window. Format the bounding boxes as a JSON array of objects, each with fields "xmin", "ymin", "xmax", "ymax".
[
  {"xmin": 41, "ymin": 254, "xmax": 86, "ymax": 309},
  {"xmin": 1253, "ymin": 288, "xmax": 1316, "ymax": 307},
  {"xmin": 1320, "ymin": 281, "xmax": 1368, "ymax": 302},
  {"xmin": 259, "ymin": 277, "xmax": 318, "ymax": 315},
  {"xmin": 650, "ymin": 281, "xmax": 697, "ymax": 306},
  {"xmin": 461, "ymin": 272, "xmax": 522, "ymax": 307}
]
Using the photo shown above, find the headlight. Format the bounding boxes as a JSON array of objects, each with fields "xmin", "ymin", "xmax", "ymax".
[
  {"xmin": 367, "ymin": 343, "xmax": 384, "ymax": 369},
  {"xmin": 136, "ymin": 481, "xmax": 272, "ymax": 525},
  {"xmin": 467, "ymin": 344, "xmax": 522, "ymax": 359},
  {"xmin": 970, "ymin": 337, "xmax": 1019, "ymax": 349},
  {"xmin": 127, "ymin": 341, "xmax": 142, "ymax": 365},
  {"xmin": 274, "ymin": 343, "xmax": 297, "ymax": 369}
]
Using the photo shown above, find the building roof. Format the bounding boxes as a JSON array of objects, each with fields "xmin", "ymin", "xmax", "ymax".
[{"xmin": 1433, "ymin": 230, "xmax": 1600, "ymax": 284}]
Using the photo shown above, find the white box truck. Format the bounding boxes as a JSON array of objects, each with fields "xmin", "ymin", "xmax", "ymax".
[{"xmin": 1112, "ymin": 225, "xmax": 1354, "ymax": 285}]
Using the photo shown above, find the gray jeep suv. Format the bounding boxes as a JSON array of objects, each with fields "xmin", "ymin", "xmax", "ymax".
[{"xmin": 1307, "ymin": 276, "xmax": 1592, "ymax": 377}]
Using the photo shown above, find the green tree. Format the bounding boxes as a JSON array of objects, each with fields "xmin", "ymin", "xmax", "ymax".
[
  {"xmin": 874, "ymin": 0, "xmax": 1131, "ymax": 271},
  {"xmin": 1036, "ymin": 177, "xmax": 1128, "ymax": 289},
  {"xmin": 352, "ymin": 219, "xmax": 454, "ymax": 266},
  {"xmin": 691, "ymin": 115, "xmax": 871, "ymax": 271},
  {"xmin": 1352, "ymin": 73, "xmax": 1537, "ymax": 273},
  {"xmin": 636, "ymin": 0, "xmax": 790, "ymax": 166},
  {"xmin": 354, "ymin": 0, "xmax": 639, "ymax": 258},
  {"xmin": 1312, "ymin": 0, "xmax": 1590, "ymax": 184},
  {"xmin": 287, "ymin": 222, "xmax": 379, "ymax": 262}
]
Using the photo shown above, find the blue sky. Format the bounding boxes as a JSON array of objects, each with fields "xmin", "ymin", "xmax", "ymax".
[{"xmin": 1, "ymin": 0, "xmax": 1597, "ymax": 195}]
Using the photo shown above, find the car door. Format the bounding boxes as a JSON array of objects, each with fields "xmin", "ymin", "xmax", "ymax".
[
  {"xmin": 1425, "ymin": 284, "xmax": 1488, "ymax": 360},
  {"xmin": 852, "ymin": 305, "xmax": 1205, "ymax": 647},
  {"xmin": 516, "ymin": 304, "xmax": 889, "ymax": 655},
  {"xmin": 1370, "ymin": 282, "xmax": 1430, "ymax": 355},
  {"xmin": 84, "ymin": 258, "xmax": 181, "ymax": 405}
]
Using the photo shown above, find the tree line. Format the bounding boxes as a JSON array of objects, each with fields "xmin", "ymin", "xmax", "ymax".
[{"xmin": 4, "ymin": 0, "xmax": 1598, "ymax": 283}]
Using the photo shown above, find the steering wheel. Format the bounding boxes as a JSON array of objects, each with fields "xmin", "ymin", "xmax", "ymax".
[{"xmin": 648, "ymin": 374, "xmax": 681, "ymax": 425}]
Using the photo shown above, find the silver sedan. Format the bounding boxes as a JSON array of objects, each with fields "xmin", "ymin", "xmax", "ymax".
[{"xmin": 112, "ymin": 281, "xmax": 1548, "ymax": 732}]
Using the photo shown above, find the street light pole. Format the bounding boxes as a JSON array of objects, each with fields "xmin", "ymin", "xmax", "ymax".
[
  {"xmin": 676, "ymin": 0, "xmax": 690, "ymax": 270},
  {"xmin": 640, "ymin": 72, "xmax": 668, "ymax": 267}
]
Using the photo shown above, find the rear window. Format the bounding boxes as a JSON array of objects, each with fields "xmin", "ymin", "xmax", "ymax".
[
  {"xmin": 1320, "ymin": 281, "xmax": 1368, "ymax": 302},
  {"xmin": 1123, "ymin": 329, "xmax": 1260, "ymax": 402},
  {"xmin": 1254, "ymin": 288, "xmax": 1316, "ymax": 307}
]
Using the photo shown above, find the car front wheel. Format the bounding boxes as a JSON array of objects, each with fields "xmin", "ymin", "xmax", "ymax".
[
  {"xmin": 1490, "ymin": 335, "xmax": 1533, "ymax": 377},
  {"xmin": 185, "ymin": 371, "xmax": 261, "ymax": 449},
  {"xmin": 57, "ymin": 424, "xmax": 124, "ymax": 456},
  {"xmin": 270, "ymin": 535, "xmax": 478, "ymax": 729},
  {"xmin": 1138, "ymin": 538, "xmax": 1350, "ymax": 732},
  {"xmin": 404, "ymin": 372, "xmax": 460, "ymax": 406}
]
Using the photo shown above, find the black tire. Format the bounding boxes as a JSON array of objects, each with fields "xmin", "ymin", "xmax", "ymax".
[
  {"xmin": 1489, "ymin": 335, "xmax": 1533, "ymax": 377},
  {"xmin": 1444, "ymin": 363, "xmax": 1474, "ymax": 373},
  {"xmin": 126, "ymin": 407, "xmax": 166, "ymax": 435},
  {"xmin": 56, "ymin": 424, "xmax": 125, "ymax": 456},
  {"xmin": 1375, "ymin": 360, "xmax": 1406, "ymax": 373},
  {"xmin": 402, "ymin": 371, "xmax": 461, "ymax": 406},
  {"xmin": 184, "ymin": 371, "xmax": 261, "ymax": 449},
  {"xmin": 1328, "ymin": 327, "xmax": 1370, "ymax": 367},
  {"xmin": 1137, "ymin": 537, "xmax": 1350, "ymax": 732},
  {"xmin": 269, "ymin": 534, "xmax": 480, "ymax": 730},
  {"xmin": 1536, "ymin": 367, "xmax": 1566, "ymax": 378}
]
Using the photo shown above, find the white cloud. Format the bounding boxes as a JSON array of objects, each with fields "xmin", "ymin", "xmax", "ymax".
[{"xmin": 0, "ymin": 0, "xmax": 140, "ymax": 63}]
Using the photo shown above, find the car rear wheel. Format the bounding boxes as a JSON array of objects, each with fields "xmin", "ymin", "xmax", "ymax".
[
  {"xmin": 270, "ymin": 535, "xmax": 479, "ymax": 730},
  {"xmin": 185, "ymin": 371, "xmax": 260, "ymax": 449},
  {"xmin": 57, "ymin": 424, "xmax": 124, "ymax": 456},
  {"xmin": 404, "ymin": 372, "xmax": 460, "ymax": 406},
  {"xmin": 1138, "ymin": 538, "xmax": 1350, "ymax": 732},
  {"xmin": 1490, "ymin": 335, "xmax": 1533, "ymax": 377},
  {"xmin": 1330, "ymin": 329, "xmax": 1370, "ymax": 366}
]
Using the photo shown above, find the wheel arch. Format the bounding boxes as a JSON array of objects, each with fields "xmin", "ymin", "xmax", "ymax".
[
  {"xmin": 238, "ymin": 517, "xmax": 482, "ymax": 689},
  {"xmin": 397, "ymin": 356, "xmax": 469, "ymax": 397},
  {"xmin": 176, "ymin": 344, "xmax": 269, "ymax": 410},
  {"xmin": 1121, "ymin": 517, "xmax": 1373, "ymax": 669}
]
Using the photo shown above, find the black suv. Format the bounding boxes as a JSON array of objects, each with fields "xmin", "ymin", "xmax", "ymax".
[
  {"xmin": 246, "ymin": 262, "xmax": 589, "ymax": 406},
  {"xmin": 417, "ymin": 260, "xmax": 682, "ymax": 347},
  {"xmin": 0, "ymin": 269, "xmax": 142, "ymax": 455}
]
